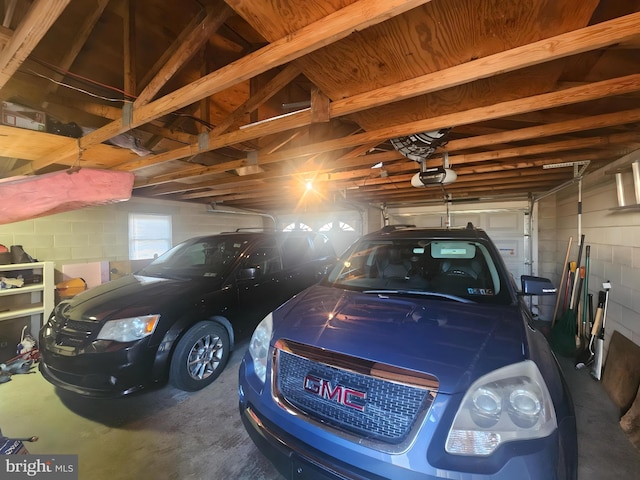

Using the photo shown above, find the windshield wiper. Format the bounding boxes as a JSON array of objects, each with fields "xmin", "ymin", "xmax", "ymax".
[{"xmin": 362, "ymin": 290, "xmax": 474, "ymax": 303}]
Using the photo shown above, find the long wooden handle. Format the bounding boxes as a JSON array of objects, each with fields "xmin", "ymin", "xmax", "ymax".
[
  {"xmin": 591, "ymin": 306, "xmax": 603, "ymax": 337},
  {"xmin": 552, "ymin": 236, "xmax": 573, "ymax": 327}
]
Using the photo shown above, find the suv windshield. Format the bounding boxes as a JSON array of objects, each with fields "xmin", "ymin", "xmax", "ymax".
[
  {"xmin": 139, "ymin": 236, "xmax": 249, "ymax": 279},
  {"xmin": 325, "ymin": 237, "xmax": 512, "ymax": 304}
]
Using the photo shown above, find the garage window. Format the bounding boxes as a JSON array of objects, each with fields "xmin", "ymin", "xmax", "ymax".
[
  {"xmin": 129, "ymin": 213, "xmax": 172, "ymax": 260},
  {"xmin": 283, "ymin": 222, "xmax": 312, "ymax": 232},
  {"xmin": 319, "ymin": 221, "xmax": 355, "ymax": 232}
]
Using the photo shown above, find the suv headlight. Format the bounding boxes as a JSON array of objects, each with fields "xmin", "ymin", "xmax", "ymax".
[
  {"xmin": 248, "ymin": 312, "xmax": 273, "ymax": 384},
  {"xmin": 97, "ymin": 315, "xmax": 160, "ymax": 342},
  {"xmin": 445, "ymin": 360, "xmax": 557, "ymax": 456}
]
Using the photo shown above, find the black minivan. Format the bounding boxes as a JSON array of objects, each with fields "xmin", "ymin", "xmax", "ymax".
[{"xmin": 39, "ymin": 230, "xmax": 336, "ymax": 397}]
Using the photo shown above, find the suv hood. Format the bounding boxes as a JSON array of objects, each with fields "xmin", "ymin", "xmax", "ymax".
[
  {"xmin": 60, "ymin": 274, "xmax": 219, "ymax": 322},
  {"xmin": 273, "ymin": 285, "xmax": 527, "ymax": 394}
]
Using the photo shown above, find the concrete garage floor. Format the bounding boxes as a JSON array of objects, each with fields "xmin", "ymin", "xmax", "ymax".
[{"xmin": 1, "ymin": 340, "xmax": 639, "ymax": 480}]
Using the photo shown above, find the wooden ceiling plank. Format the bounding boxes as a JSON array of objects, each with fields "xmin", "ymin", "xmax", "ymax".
[
  {"xmin": 2, "ymin": 0, "xmax": 17, "ymax": 28},
  {"xmin": 41, "ymin": 0, "xmax": 109, "ymax": 104},
  {"xmin": 261, "ymin": 129, "xmax": 306, "ymax": 155},
  {"xmin": 444, "ymin": 108, "xmax": 640, "ymax": 152},
  {"xmin": 36, "ymin": 0, "xmax": 431, "ymax": 169},
  {"xmin": 123, "ymin": 0, "xmax": 137, "ymax": 97},
  {"xmin": 330, "ymin": 11, "xmax": 640, "ymax": 119},
  {"xmin": 43, "ymin": 94, "xmax": 198, "ymax": 145},
  {"xmin": 140, "ymin": 149, "xmax": 405, "ymax": 195},
  {"xmin": 209, "ymin": 64, "xmax": 301, "ymax": 136},
  {"xmin": 310, "ymin": 87, "xmax": 330, "ymax": 123},
  {"xmin": 448, "ymin": 131, "xmax": 640, "ymax": 166},
  {"xmin": 0, "ymin": 0, "xmax": 71, "ymax": 89},
  {"xmin": 0, "ymin": 24, "xmax": 12, "ymax": 46},
  {"xmin": 245, "ymin": 74, "xmax": 640, "ymax": 166},
  {"xmin": 463, "ymin": 150, "xmax": 620, "ymax": 174},
  {"xmin": 105, "ymin": 11, "xmax": 640, "ymax": 176},
  {"xmin": 137, "ymin": 9, "xmax": 206, "ymax": 90},
  {"xmin": 134, "ymin": 2, "xmax": 233, "ymax": 107},
  {"xmin": 120, "ymin": 73, "xmax": 640, "ymax": 184},
  {"xmin": 9, "ymin": 73, "xmax": 640, "ymax": 179}
]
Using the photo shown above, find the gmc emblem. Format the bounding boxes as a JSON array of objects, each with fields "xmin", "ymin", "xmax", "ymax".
[{"xmin": 303, "ymin": 374, "xmax": 366, "ymax": 412}]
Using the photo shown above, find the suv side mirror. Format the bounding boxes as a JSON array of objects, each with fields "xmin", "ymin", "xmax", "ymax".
[{"xmin": 520, "ymin": 275, "xmax": 557, "ymax": 296}]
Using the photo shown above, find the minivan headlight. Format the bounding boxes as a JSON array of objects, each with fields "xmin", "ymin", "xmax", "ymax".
[
  {"xmin": 248, "ymin": 312, "xmax": 273, "ymax": 384},
  {"xmin": 445, "ymin": 360, "xmax": 557, "ymax": 456},
  {"xmin": 97, "ymin": 315, "xmax": 160, "ymax": 342}
]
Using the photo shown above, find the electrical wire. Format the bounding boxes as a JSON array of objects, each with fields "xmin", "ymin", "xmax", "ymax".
[
  {"xmin": 21, "ymin": 64, "xmax": 213, "ymax": 128},
  {"xmin": 25, "ymin": 69, "xmax": 131, "ymax": 103},
  {"xmin": 29, "ymin": 56, "xmax": 135, "ymax": 99}
]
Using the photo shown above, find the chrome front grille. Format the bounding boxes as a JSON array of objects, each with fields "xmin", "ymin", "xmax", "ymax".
[{"xmin": 274, "ymin": 340, "xmax": 438, "ymax": 446}]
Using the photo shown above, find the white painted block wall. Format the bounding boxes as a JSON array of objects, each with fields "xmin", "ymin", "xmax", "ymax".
[{"xmin": 539, "ymin": 149, "xmax": 640, "ymax": 353}]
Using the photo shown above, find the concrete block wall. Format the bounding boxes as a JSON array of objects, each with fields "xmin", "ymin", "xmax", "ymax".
[
  {"xmin": 538, "ymin": 149, "xmax": 640, "ymax": 352},
  {"xmin": 0, "ymin": 197, "xmax": 263, "ymax": 279}
]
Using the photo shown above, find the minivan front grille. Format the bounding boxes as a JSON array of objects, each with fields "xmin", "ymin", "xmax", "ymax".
[
  {"xmin": 273, "ymin": 340, "xmax": 438, "ymax": 447},
  {"xmin": 51, "ymin": 308, "xmax": 96, "ymax": 338}
]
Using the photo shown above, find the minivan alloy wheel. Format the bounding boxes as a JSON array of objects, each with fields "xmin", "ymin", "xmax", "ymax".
[{"xmin": 187, "ymin": 333, "xmax": 224, "ymax": 380}]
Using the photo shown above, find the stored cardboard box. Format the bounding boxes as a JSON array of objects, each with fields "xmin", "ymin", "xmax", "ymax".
[{"xmin": 1, "ymin": 101, "xmax": 46, "ymax": 131}]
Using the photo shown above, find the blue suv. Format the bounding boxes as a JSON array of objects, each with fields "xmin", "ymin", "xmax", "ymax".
[{"xmin": 239, "ymin": 224, "xmax": 577, "ymax": 479}]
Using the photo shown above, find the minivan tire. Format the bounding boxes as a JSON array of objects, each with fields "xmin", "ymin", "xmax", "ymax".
[{"xmin": 169, "ymin": 321, "xmax": 230, "ymax": 391}]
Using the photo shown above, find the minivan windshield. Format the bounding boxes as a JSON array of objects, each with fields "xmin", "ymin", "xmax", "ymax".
[
  {"xmin": 138, "ymin": 237, "xmax": 249, "ymax": 279},
  {"xmin": 325, "ymin": 238, "xmax": 511, "ymax": 304}
]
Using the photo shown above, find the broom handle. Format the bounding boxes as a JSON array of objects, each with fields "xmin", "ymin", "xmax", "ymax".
[{"xmin": 569, "ymin": 234, "xmax": 586, "ymax": 310}]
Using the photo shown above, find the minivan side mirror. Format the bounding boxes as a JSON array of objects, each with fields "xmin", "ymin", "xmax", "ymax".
[
  {"xmin": 520, "ymin": 275, "xmax": 557, "ymax": 296},
  {"xmin": 237, "ymin": 267, "xmax": 258, "ymax": 280}
]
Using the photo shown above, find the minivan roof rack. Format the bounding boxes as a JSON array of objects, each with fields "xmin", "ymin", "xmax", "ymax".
[
  {"xmin": 234, "ymin": 227, "xmax": 278, "ymax": 232},
  {"xmin": 378, "ymin": 224, "xmax": 416, "ymax": 233}
]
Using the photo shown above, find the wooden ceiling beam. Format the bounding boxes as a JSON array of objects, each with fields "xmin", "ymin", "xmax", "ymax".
[
  {"xmin": 444, "ymin": 108, "xmax": 640, "ymax": 152},
  {"xmin": 123, "ymin": 0, "xmax": 137, "ymax": 97},
  {"xmin": 27, "ymin": 0, "xmax": 431, "ymax": 170},
  {"xmin": 0, "ymin": 0, "xmax": 71, "ymax": 89},
  {"xmin": 0, "ymin": 24, "xmax": 12, "ymax": 46},
  {"xmin": 208, "ymin": 64, "xmax": 301, "ymax": 137},
  {"xmin": 133, "ymin": 100, "xmax": 640, "ymax": 191},
  {"xmin": 114, "ymin": 68, "xmax": 640, "ymax": 176},
  {"xmin": 43, "ymin": 95, "xmax": 198, "ymax": 145},
  {"xmin": 446, "ymin": 131, "xmax": 640, "ymax": 167},
  {"xmin": 46, "ymin": 11, "xmax": 640, "ymax": 177},
  {"xmin": 180, "ymin": 161, "xmax": 572, "ymax": 203},
  {"xmin": 137, "ymin": 8, "xmax": 206, "ymax": 91},
  {"xmin": 40, "ymin": 0, "xmax": 109, "ymax": 104},
  {"xmin": 134, "ymin": 2, "xmax": 233, "ymax": 107},
  {"xmin": 137, "ymin": 150, "xmax": 405, "ymax": 196},
  {"xmin": 193, "ymin": 150, "xmax": 620, "ymax": 204},
  {"xmin": 330, "ymin": 11, "xmax": 640, "ymax": 119},
  {"xmin": 133, "ymin": 74, "xmax": 640, "ymax": 178}
]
